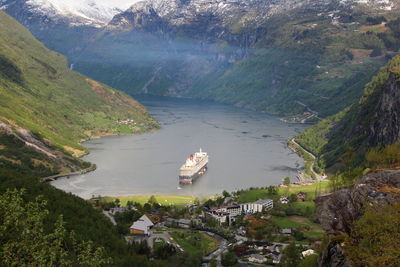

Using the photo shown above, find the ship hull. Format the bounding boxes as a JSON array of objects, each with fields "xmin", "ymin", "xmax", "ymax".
[{"xmin": 179, "ymin": 165, "xmax": 208, "ymax": 185}]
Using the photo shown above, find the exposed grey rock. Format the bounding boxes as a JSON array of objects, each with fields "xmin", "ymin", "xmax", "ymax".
[
  {"xmin": 319, "ymin": 242, "xmax": 351, "ymax": 267},
  {"xmin": 369, "ymin": 73, "xmax": 400, "ymax": 146},
  {"xmin": 316, "ymin": 170, "xmax": 400, "ymax": 267}
]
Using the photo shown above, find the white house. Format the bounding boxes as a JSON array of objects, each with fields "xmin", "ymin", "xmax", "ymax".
[
  {"xmin": 248, "ymin": 254, "xmax": 267, "ymax": 264},
  {"xmin": 215, "ymin": 204, "xmax": 242, "ymax": 216},
  {"xmin": 279, "ymin": 197, "xmax": 289, "ymax": 204},
  {"xmin": 207, "ymin": 199, "xmax": 274, "ymax": 225},
  {"xmin": 302, "ymin": 249, "xmax": 316, "ymax": 258},
  {"xmin": 241, "ymin": 199, "xmax": 273, "ymax": 213},
  {"xmin": 130, "ymin": 215, "xmax": 154, "ymax": 235}
]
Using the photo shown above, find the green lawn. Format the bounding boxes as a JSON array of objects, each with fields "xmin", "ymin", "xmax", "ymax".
[
  {"xmin": 103, "ymin": 195, "xmax": 196, "ymax": 206},
  {"xmin": 291, "ymin": 201, "xmax": 316, "ymax": 214},
  {"xmin": 237, "ymin": 188, "xmax": 273, "ymax": 203},
  {"xmin": 152, "ymin": 238, "xmax": 167, "ymax": 251},
  {"xmin": 169, "ymin": 230, "xmax": 219, "ymax": 257},
  {"xmin": 277, "ymin": 181, "xmax": 331, "ymax": 199},
  {"xmin": 271, "ymin": 216, "xmax": 325, "ymax": 240},
  {"xmin": 237, "ymin": 181, "xmax": 331, "ymax": 203}
]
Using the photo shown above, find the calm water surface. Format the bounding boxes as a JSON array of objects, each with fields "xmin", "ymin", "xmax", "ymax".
[{"xmin": 51, "ymin": 97, "xmax": 306, "ymax": 199}]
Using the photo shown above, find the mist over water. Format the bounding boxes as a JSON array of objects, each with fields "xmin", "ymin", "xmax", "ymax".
[{"xmin": 51, "ymin": 96, "xmax": 306, "ymax": 199}]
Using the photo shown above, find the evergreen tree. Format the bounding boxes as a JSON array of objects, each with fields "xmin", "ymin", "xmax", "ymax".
[
  {"xmin": 0, "ymin": 189, "xmax": 111, "ymax": 266},
  {"xmin": 280, "ymin": 242, "xmax": 301, "ymax": 267}
]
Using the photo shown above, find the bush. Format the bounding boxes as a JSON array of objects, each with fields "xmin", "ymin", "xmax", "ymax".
[
  {"xmin": 366, "ymin": 16, "xmax": 387, "ymax": 25},
  {"xmin": 370, "ymin": 47, "xmax": 382, "ymax": 57},
  {"xmin": 221, "ymin": 252, "xmax": 238, "ymax": 266}
]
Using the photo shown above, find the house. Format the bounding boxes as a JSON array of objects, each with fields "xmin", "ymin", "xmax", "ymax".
[
  {"xmin": 241, "ymin": 199, "xmax": 274, "ymax": 213},
  {"xmin": 314, "ymin": 241, "xmax": 322, "ymax": 248},
  {"xmin": 206, "ymin": 210, "xmax": 230, "ymax": 224},
  {"xmin": 254, "ymin": 199, "xmax": 274, "ymax": 210},
  {"xmin": 270, "ymin": 251, "xmax": 282, "ymax": 264},
  {"xmin": 280, "ymin": 228, "xmax": 292, "ymax": 235},
  {"xmin": 248, "ymin": 254, "xmax": 267, "ymax": 264},
  {"xmin": 296, "ymin": 192, "xmax": 306, "ymax": 200},
  {"xmin": 207, "ymin": 199, "xmax": 274, "ymax": 225},
  {"xmin": 207, "ymin": 204, "xmax": 242, "ymax": 225},
  {"xmin": 214, "ymin": 204, "xmax": 242, "ymax": 216},
  {"xmin": 279, "ymin": 197, "xmax": 289, "ymax": 204},
  {"xmin": 130, "ymin": 215, "xmax": 154, "ymax": 235},
  {"xmin": 109, "ymin": 206, "xmax": 128, "ymax": 215},
  {"xmin": 302, "ymin": 249, "xmax": 316, "ymax": 258}
]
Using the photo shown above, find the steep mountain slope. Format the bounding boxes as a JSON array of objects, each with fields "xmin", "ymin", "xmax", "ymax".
[
  {"xmin": 297, "ymin": 53, "xmax": 400, "ymax": 169},
  {"xmin": 0, "ymin": 10, "xmax": 162, "ymax": 266},
  {"xmin": 2, "ymin": 0, "xmax": 400, "ymax": 119},
  {"xmin": 73, "ymin": 0, "xmax": 400, "ymax": 117},
  {"xmin": 0, "ymin": 10, "xmax": 158, "ymax": 181}
]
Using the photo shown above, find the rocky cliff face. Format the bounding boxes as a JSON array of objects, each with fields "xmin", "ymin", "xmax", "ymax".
[
  {"xmin": 368, "ymin": 72, "xmax": 400, "ymax": 146},
  {"xmin": 316, "ymin": 170, "xmax": 400, "ymax": 266},
  {"xmin": 344, "ymin": 56, "xmax": 400, "ymax": 148},
  {"xmin": 316, "ymin": 55, "xmax": 400, "ymax": 167}
]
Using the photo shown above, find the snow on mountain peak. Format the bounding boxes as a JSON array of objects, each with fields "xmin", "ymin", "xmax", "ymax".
[{"xmin": 25, "ymin": 0, "xmax": 143, "ymax": 27}]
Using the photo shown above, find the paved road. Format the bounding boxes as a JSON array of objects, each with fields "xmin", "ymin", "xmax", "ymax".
[
  {"xmin": 202, "ymin": 231, "xmax": 228, "ymax": 263},
  {"xmin": 291, "ymin": 138, "xmax": 327, "ymax": 181}
]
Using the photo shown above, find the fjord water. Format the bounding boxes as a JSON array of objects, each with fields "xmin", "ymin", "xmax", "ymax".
[{"xmin": 51, "ymin": 97, "xmax": 306, "ymax": 199}]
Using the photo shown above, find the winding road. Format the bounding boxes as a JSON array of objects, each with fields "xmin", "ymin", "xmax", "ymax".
[{"xmin": 290, "ymin": 138, "xmax": 327, "ymax": 181}]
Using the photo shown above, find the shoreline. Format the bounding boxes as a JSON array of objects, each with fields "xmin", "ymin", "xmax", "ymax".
[
  {"xmin": 40, "ymin": 164, "xmax": 97, "ymax": 183},
  {"xmin": 47, "ymin": 98, "xmax": 312, "ymax": 201},
  {"xmin": 288, "ymin": 138, "xmax": 327, "ymax": 182},
  {"xmin": 97, "ymin": 179, "xmax": 330, "ymax": 207},
  {"xmin": 42, "ymin": 123, "xmax": 161, "ymax": 184}
]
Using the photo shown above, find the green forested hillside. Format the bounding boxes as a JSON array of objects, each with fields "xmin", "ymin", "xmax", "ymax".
[
  {"xmin": 191, "ymin": 14, "xmax": 394, "ymax": 117},
  {"xmin": 297, "ymin": 54, "xmax": 400, "ymax": 170},
  {"xmin": 72, "ymin": 8, "xmax": 400, "ymax": 119},
  {"xmin": 0, "ymin": 11, "xmax": 162, "ymax": 265},
  {"xmin": 0, "ymin": 11, "xmax": 158, "ymax": 157}
]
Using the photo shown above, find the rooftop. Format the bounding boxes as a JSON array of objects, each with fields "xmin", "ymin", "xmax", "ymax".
[
  {"xmin": 281, "ymin": 228, "xmax": 292, "ymax": 234},
  {"xmin": 139, "ymin": 214, "xmax": 154, "ymax": 227}
]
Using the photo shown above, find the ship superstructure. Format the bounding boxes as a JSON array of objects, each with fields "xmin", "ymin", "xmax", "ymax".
[{"xmin": 179, "ymin": 148, "xmax": 208, "ymax": 184}]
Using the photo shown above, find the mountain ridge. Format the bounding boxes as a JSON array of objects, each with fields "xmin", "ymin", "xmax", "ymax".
[{"xmin": 2, "ymin": 0, "xmax": 400, "ymax": 118}]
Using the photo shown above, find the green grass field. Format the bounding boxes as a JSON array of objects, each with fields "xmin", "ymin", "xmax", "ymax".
[
  {"xmin": 169, "ymin": 230, "xmax": 219, "ymax": 257},
  {"xmin": 104, "ymin": 195, "xmax": 196, "ymax": 206},
  {"xmin": 291, "ymin": 201, "xmax": 316, "ymax": 214},
  {"xmin": 271, "ymin": 215, "xmax": 325, "ymax": 240},
  {"xmin": 237, "ymin": 181, "xmax": 331, "ymax": 203},
  {"xmin": 152, "ymin": 238, "xmax": 167, "ymax": 251},
  {"xmin": 277, "ymin": 181, "xmax": 331, "ymax": 199}
]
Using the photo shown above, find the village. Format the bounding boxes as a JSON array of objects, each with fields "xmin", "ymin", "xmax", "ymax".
[{"xmin": 92, "ymin": 180, "xmax": 328, "ymax": 266}]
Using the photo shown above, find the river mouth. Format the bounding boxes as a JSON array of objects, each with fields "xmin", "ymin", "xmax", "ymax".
[{"xmin": 51, "ymin": 96, "xmax": 306, "ymax": 199}]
